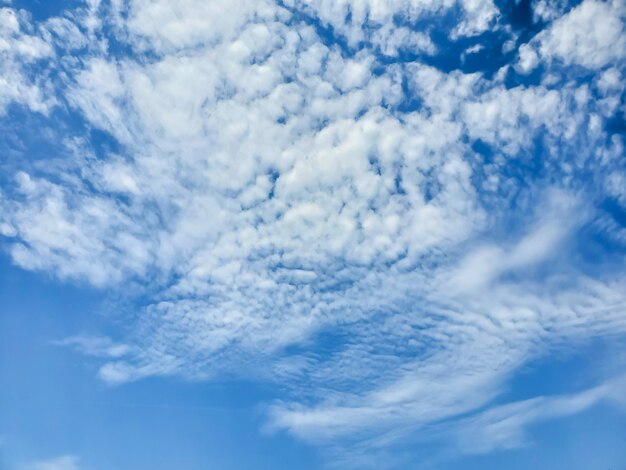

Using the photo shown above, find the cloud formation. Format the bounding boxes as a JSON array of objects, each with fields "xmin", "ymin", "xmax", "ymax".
[
  {"xmin": 0, "ymin": 0, "xmax": 625, "ymax": 463},
  {"xmin": 454, "ymin": 373, "xmax": 626, "ymax": 454}
]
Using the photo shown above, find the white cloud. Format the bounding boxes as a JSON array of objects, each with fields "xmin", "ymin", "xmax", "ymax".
[
  {"xmin": 0, "ymin": 0, "xmax": 625, "ymax": 464},
  {"xmin": 455, "ymin": 374, "xmax": 626, "ymax": 454},
  {"xmin": 371, "ymin": 24, "xmax": 436, "ymax": 57},
  {"xmin": 53, "ymin": 335, "xmax": 132, "ymax": 358},
  {"xmin": 519, "ymin": 0, "xmax": 626, "ymax": 72},
  {"xmin": 0, "ymin": 7, "xmax": 54, "ymax": 115},
  {"xmin": 267, "ymin": 269, "xmax": 626, "ymax": 442},
  {"xmin": 516, "ymin": 43, "xmax": 539, "ymax": 74},
  {"xmin": 282, "ymin": 0, "xmax": 498, "ymax": 48},
  {"xmin": 532, "ymin": 0, "xmax": 570, "ymax": 23}
]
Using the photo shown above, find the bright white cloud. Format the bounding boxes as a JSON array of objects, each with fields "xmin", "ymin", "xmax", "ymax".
[
  {"xmin": 283, "ymin": 0, "xmax": 499, "ymax": 46},
  {"xmin": 519, "ymin": 0, "xmax": 626, "ymax": 72},
  {"xmin": 0, "ymin": 7, "xmax": 54, "ymax": 115},
  {"xmin": 0, "ymin": 0, "xmax": 625, "ymax": 464}
]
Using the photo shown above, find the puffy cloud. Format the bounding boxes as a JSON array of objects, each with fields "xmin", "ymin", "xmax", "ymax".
[
  {"xmin": 0, "ymin": 7, "xmax": 54, "ymax": 114},
  {"xmin": 518, "ymin": 0, "xmax": 626, "ymax": 72},
  {"xmin": 282, "ymin": 0, "xmax": 499, "ymax": 47},
  {"xmin": 0, "ymin": 0, "xmax": 625, "ymax": 464},
  {"xmin": 532, "ymin": 0, "xmax": 570, "ymax": 23}
]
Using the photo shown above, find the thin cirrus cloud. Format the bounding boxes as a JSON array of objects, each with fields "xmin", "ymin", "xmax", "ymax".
[
  {"xmin": 21, "ymin": 455, "xmax": 80, "ymax": 470},
  {"xmin": 453, "ymin": 373, "xmax": 626, "ymax": 454},
  {"xmin": 0, "ymin": 0, "xmax": 625, "ymax": 463}
]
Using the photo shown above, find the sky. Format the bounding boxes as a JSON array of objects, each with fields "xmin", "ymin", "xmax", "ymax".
[{"xmin": 0, "ymin": 0, "xmax": 625, "ymax": 468}]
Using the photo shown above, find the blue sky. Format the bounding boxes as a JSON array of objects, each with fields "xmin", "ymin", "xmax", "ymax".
[{"xmin": 1, "ymin": 0, "xmax": 625, "ymax": 468}]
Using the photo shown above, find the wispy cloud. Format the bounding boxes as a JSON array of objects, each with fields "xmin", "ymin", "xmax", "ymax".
[
  {"xmin": 455, "ymin": 374, "xmax": 626, "ymax": 454},
  {"xmin": 53, "ymin": 335, "xmax": 132, "ymax": 358},
  {"xmin": 22, "ymin": 455, "xmax": 80, "ymax": 470},
  {"xmin": 0, "ymin": 0, "xmax": 625, "ymax": 465}
]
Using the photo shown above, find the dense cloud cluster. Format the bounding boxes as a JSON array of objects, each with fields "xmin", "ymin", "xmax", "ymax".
[{"xmin": 1, "ymin": 0, "xmax": 625, "ymax": 463}]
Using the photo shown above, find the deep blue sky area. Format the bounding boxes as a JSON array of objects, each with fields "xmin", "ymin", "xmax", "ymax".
[{"xmin": 1, "ymin": 0, "xmax": 625, "ymax": 469}]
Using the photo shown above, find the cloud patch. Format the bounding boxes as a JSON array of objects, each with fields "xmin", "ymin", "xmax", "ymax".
[{"xmin": 0, "ymin": 0, "xmax": 625, "ymax": 464}]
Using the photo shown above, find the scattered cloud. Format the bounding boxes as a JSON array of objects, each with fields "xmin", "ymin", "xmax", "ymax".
[
  {"xmin": 518, "ymin": 0, "xmax": 626, "ymax": 71},
  {"xmin": 0, "ymin": 0, "xmax": 624, "ymax": 465}
]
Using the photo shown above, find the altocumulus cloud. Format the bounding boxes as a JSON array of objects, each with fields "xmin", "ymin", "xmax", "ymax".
[{"xmin": 0, "ymin": 0, "xmax": 625, "ymax": 464}]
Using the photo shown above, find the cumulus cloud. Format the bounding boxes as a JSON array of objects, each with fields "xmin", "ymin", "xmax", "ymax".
[
  {"xmin": 0, "ymin": 0, "xmax": 625, "ymax": 465},
  {"xmin": 281, "ymin": 0, "xmax": 499, "ymax": 47},
  {"xmin": 518, "ymin": 0, "xmax": 626, "ymax": 72}
]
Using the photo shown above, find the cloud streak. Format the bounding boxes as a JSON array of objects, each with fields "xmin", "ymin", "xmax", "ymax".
[{"xmin": 22, "ymin": 455, "xmax": 80, "ymax": 470}]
